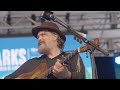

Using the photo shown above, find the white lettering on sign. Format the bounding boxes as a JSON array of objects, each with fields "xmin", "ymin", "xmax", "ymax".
[
  {"xmin": 2, "ymin": 49, "xmax": 11, "ymax": 66},
  {"xmin": 19, "ymin": 48, "xmax": 27, "ymax": 65},
  {"xmin": 0, "ymin": 48, "xmax": 27, "ymax": 71}
]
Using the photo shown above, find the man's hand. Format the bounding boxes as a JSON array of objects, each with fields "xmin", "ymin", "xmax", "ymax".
[{"xmin": 52, "ymin": 59, "xmax": 71, "ymax": 79}]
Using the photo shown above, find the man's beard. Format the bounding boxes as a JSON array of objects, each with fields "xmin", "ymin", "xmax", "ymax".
[{"xmin": 38, "ymin": 43, "xmax": 49, "ymax": 54}]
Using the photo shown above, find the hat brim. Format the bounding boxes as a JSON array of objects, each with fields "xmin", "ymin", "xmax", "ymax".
[{"xmin": 32, "ymin": 26, "xmax": 66, "ymax": 42}]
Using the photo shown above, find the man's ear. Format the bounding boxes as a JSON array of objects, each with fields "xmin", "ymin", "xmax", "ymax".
[{"xmin": 53, "ymin": 33, "xmax": 58, "ymax": 40}]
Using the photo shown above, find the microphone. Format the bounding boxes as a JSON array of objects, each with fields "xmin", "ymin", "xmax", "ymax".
[
  {"xmin": 39, "ymin": 16, "xmax": 45, "ymax": 23},
  {"xmin": 41, "ymin": 11, "xmax": 55, "ymax": 21}
]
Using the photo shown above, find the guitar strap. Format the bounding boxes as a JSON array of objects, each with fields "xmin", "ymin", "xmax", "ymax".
[{"xmin": 76, "ymin": 56, "xmax": 81, "ymax": 73}]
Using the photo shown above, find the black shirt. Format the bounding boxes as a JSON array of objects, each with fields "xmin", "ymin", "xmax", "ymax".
[{"xmin": 4, "ymin": 52, "xmax": 85, "ymax": 79}]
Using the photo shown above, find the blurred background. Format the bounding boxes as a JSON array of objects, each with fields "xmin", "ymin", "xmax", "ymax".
[{"xmin": 0, "ymin": 11, "xmax": 120, "ymax": 79}]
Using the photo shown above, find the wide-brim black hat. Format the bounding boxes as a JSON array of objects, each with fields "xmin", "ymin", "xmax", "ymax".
[{"xmin": 32, "ymin": 22, "xmax": 66, "ymax": 42}]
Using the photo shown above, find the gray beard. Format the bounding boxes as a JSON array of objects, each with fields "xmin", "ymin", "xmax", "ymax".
[{"xmin": 38, "ymin": 45, "xmax": 50, "ymax": 54}]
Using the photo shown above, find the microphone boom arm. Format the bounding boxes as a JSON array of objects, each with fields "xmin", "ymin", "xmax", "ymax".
[{"xmin": 41, "ymin": 11, "xmax": 109, "ymax": 56}]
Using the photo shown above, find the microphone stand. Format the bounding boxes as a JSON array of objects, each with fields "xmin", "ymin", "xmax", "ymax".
[
  {"xmin": 53, "ymin": 15, "xmax": 109, "ymax": 56},
  {"xmin": 88, "ymin": 47, "xmax": 98, "ymax": 79},
  {"xmin": 42, "ymin": 11, "xmax": 109, "ymax": 79}
]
